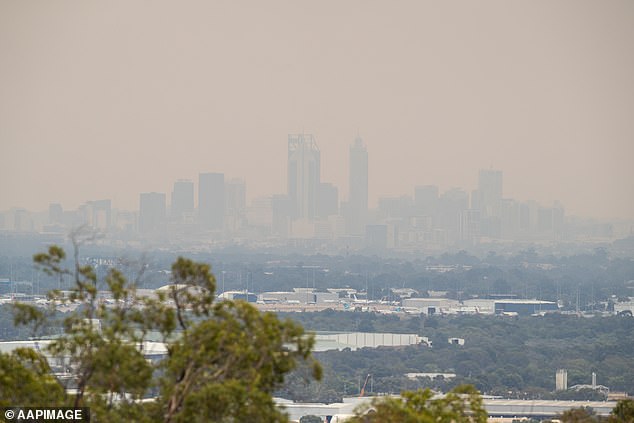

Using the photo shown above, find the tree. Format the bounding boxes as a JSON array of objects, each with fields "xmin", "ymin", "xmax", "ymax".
[
  {"xmin": 347, "ymin": 384, "xmax": 487, "ymax": 423},
  {"xmin": 0, "ymin": 348, "xmax": 66, "ymax": 407},
  {"xmin": 4, "ymin": 244, "xmax": 321, "ymax": 422},
  {"xmin": 558, "ymin": 407, "xmax": 601, "ymax": 423},
  {"xmin": 609, "ymin": 399, "xmax": 634, "ymax": 423}
]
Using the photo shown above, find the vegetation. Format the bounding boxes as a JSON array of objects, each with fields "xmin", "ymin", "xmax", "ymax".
[
  {"xmin": 555, "ymin": 399, "xmax": 634, "ymax": 422},
  {"xmin": 279, "ymin": 310, "xmax": 634, "ymax": 402},
  {"xmin": 347, "ymin": 385, "xmax": 487, "ymax": 423},
  {"xmin": 0, "ymin": 245, "xmax": 321, "ymax": 422}
]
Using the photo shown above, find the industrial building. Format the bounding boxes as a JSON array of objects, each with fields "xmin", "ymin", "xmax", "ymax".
[
  {"xmin": 312, "ymin": 331, "xmax": 428, "ymax": 352},
  {"xmin": 276, "ymin": 396, "xmax": 618, "ymax": 422},
  {"xmin": 258, "ymin": 288, "xmax": 338, "ymax": 305},
  {"xmin": 401, "ymin": 297, "xmax": 559, "ymax": 316},
  {"xmin": 494, "ymin": 299, "xmax": 559, "ymax": 315}
]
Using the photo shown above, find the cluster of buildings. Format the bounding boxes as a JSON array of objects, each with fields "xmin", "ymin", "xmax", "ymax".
[{"xmin": 0, "ymin": 134, "xmax": 620, "ymax": 251}]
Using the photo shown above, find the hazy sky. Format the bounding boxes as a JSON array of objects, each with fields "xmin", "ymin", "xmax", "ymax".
[{"xmin": 1, "ymin": 1, "xmax": 633, "ymax": 219}]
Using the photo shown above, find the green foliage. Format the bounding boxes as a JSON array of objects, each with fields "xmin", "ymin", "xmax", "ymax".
[
  {"xmin": 3, "ymin": 245, "xmax": 320, "ymax": 422},
  {"xmin": 609, "ymin": 399, "xmax": 634, "ymax": 423},
  {"xmin": 558, "ymin": 407, "xmax": 601, "ymax": 423},
  {"xmin": 280, "ymin": 310, "xmax": 633, "ymax": 402},
  {"xmin": 0, "ymin": 347, "xmax": 66, "ymax": 407},
  {"xmin": 347, "ymin": 384, "xmax": 487, "ymax": 423}
]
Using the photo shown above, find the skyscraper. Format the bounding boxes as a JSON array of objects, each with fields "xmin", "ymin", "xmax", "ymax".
[
  {"xmin": 171, "ymin": 179, "xmax": 194, "ymax": 223},
  {"xmin": 477, "ymin": 169, "xmax": 503, "ymax": 238},
  {"xmin": 199, "ymin": 172, "xmax": 225, "ymax": 230},
  {"xmin": 414, "ymin": 185, "xmax": 439, "ymax": 219},
  {"xmin": 225, "ymin": 178, "xmax": 246, "ymax": 232},
  {"xmin": 347, "ymin": 136, "xmax": 368, "ymax": 234},
  {"xmin": 478, "ymin": 169, "xmax": 503, "ymax": 218},
  {"xmin": 225, "ymin": 178, "xmax": 246, "ymax": 217},
  {"xmin": 139, "ymin": 192, "xmax": 166, "ymax": 234},
  {"xmin": 317, "ymin": 182, "xmax": 338, "ymax": 218},
  {"xmin": 86, "ymin": 199, "xmax": 112, "ymax": 230},
  {"xmin": 287, "ymin": 134, "xmax": 320, "ymax": 219}
]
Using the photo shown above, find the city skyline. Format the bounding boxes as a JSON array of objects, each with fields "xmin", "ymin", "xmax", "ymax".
[
  {"xmin": 0, "ymin": 136, "xmax": 618, "ymax": 222},
  {"xmin": 2, "ymin": 138, "xmax": 569, "ymax": 219},
  {"xmin": 1, "ymin": 1, "xmax": 633, "ymax": 220}
]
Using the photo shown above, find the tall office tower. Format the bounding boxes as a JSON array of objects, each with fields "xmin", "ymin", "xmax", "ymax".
[
  {"xmin": 317, "ymin": 182, "xmax": 338, "ymax": 218},
  {"xmin": 171, "ymin": 179, "xmax": 194, "ymax": 223},
  {"xmin": 49, "ymin": 203, "xmax": 64, "ymax": 225},
  {"xmin": 225, "ymin": 178, "xmax": 246, "ymax": 217},
  {"xmin": 414, "ymin": 185, "xmax": 439, "ymax": 219},
  {"xmin": 459, "ymin": 209, "xmax": 481, "ymax": 245},
  {"xmin": 225, "ymin": 178, "xmax": 246, "ymax": 232},
  {"xmin": 348, "ymin": 137, "xmax": 368, "ymax": 234},
  {"xmin": 199, "ymin": 172, "xmax": 225, "ymax": 230},
  {"xmin": 478, "ymin": 169, "xmax": 503, "ymax": 218},
  {"xmin": 438, "ymin": 188, "xmax": 469, "ymax": 244},
  {"xmin": 287, "ymin": 134, "xmax": 320, "ymax": 219},
  {"xmin": 378, "ymin": 195, "xmax": 413, "ymax": 219},
  {"xmin": 87, "ymin": 199, "xmax": 112, "ymax": 230},
  {"xmin": 500, "ymin": 198, "xmax": 520, "ymax": 239},
  {"xmin": 139, "ymin": 192, "xmax": 166, "ymax": 234}
]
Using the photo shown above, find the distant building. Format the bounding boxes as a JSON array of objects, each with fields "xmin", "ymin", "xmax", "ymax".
[
  {"xmin": 438, "ymin": 188, "xmax": 468, "ymax": 244},
  {"xmin": 401, "ymin": 298, "xmax": 461, "ymax": 315},
  {"xmin": 86, "ymin": 199, "xmax": 111, "ymax": 230},
  {"xmin": 556, "ymin": 369, "xmax": 568, "ymax": 391},
  {"xmin": 478, "ymin": 169, "xmax": 503, "ymax": 218},
  {"xmin": 459, "ymin": 209, "xmax": 480, "ymax": 245},
  {"xmin": 448, "ymin": 337, "xmax": 465, "ymax": 346},
  {"xmin": 414, "ymin": 185, "xmax": 439, "ymax": 222},
  {"xmin": 288, "ymin": 134, "xmax": 320, "ymax": 220},
  {"xmin": 199, "ymin": 172, "xmax": 225, "ymax": 230},
  {"xmin": 171, "ymin": 179, "xmax": 194, "ymax": 223},
  {"xmin": 258, "ymin": 289, "xmax": 338, "ymax": 305},
  {"xmin": 48, "ymin": 203, "xmax": 64, "ymax": 225},
  {"xmin": 494, "ymin": 300, "xmax": 559, "ymax": 315},
  {"xmin": 225, "ymin": 178, "xmax": 246, "ymax": 231},
  {"xmin": 225, "ymin": 178, "xmax": 246, "ymax": 217},
  {"xmin": 317, "ymin": 182, "xmax": 338, "ymax": 218},
  {"xmin": 347, "ymin": 137, "xmax": 368, "ymax": 235},
  {"xmin": 313, "ymin": 331, "xmax": 426, "ymax": 352},
  {"xmin": 365, "ymin": 224, "xmax": 388, "ymax": 250},
  {"xmin": 139, "ymin": 192, "xmax": 166, "ymax": 233},
  {"xmin": 614, "ymin": 300, "xmax": 634, "ymax": 316}
]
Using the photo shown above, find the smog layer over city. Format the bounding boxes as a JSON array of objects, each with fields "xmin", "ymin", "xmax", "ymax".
[{"xmin": 1, "ymin": 2, "xmax": 633, "ymax": 422}]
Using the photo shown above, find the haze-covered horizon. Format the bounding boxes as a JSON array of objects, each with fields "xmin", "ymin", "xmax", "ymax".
[{"xmin": 1, "ymin": 1, "xmax": 633, "ymax": 220}]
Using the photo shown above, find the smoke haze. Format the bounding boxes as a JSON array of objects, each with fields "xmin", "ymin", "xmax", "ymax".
[{"xmin": 1, "ymin": 1, "xmax": 633, "ymax": 219}]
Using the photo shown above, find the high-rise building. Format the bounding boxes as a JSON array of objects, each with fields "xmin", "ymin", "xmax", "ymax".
[
  {"xmin": 317, "ymin": 182, "xmax": 338, "ymax": 218},
  {"xmin": 225, "ymin": 178, "xmax": 246, "ymax": 217},
  {"xmin": 49, "ymin": 203, "xmax": 63, "ymax": 225},
  {"xmin": 171, "ymin": 179, "xmax": 194, "ymax": 223},
  {"xmin": 438, "ymin": 188, "xmax": 469, "ymax": 244},
  {"xmin": 199, "ymin": 173, "xmax": 225, "ymax": 230},
  {"xmin": 139, "ymin": 192, "xmax": 166, "ymax": 234},
  {"xmin": 478, "ymin": 169, "xmax": 503, "ymax": 218},
  {"xmin": 86, "ymin": 199, "xmax": 112, "ymax": 230},
  {"xmin": 459, "ymin": 209, "xmax": 481, "ymax": 245},
  {"xmin": 224, "ymin": 178, "xmax": 246, "ymax": 232},
  {"xmin": 414, "ymin": 185, "xmax": 439, "ymax": 219},
  {"xmin": 348, "ymin": 137, "xmax": 368, "ymax": 234},
  {"xmin": 287, "ymin": 134, "xmax": 320, "ymax": 219},
  {"xmin": 477, "ymin": 169, "xmax": 503, "ymax": 238}
]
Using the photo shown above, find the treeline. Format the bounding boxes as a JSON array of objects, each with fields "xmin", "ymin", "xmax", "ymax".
[{"xmin": 277, "ymin": 311, "xmax": 634, "ymax": 402}]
